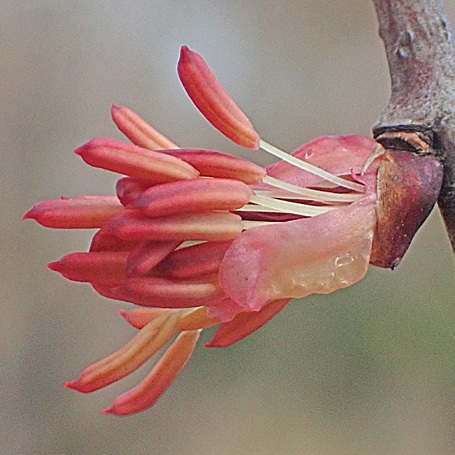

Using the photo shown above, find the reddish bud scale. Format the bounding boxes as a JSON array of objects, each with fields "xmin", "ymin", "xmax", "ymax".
[
  {"xmin": 111, "ymin": 105, "xmax": 178, "ymax": 150},
  {"xmin": 48, "ymin": 251, "xmax": 129, "ymax": 286},
  {"xmin": 75, "ymin": 138, "xmax": 199, "ymax": 183},
  {"xmin": 133, "ymin": 178, "xmax": 253, "ymax": 217},
  {"xmin": 162, "ymin": 149, "xmax": 265, "ymax": 184},
  {"xmin": 23, "ymin": 196, "xmax": 124, "ymax": 229},
  {"xmin": 178, "ymin": 46, "xmax": 260, "ymax": 149},
  {"xmin": 370, "ymin": 150, "xmax": 443, "ymax": 268}
]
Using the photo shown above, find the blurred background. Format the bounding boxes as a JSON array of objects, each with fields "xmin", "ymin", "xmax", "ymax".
[{"xmin": 2, "ymin": 1, "xmax": 455, "ymax": 454}]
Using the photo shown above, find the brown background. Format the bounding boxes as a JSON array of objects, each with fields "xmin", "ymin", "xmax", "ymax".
[{"xmin": 2, "ymin": 1, "xmax": 455, "ymax": 454}]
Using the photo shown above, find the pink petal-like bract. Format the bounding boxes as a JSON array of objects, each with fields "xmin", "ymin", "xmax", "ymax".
[
  {"xmin": 219, "ymin": 199, "xmax": 376, "ymax": 310},
  {"xmin": 178, "ymin": 46, "xmax": 260, "ymax": 149},
  {"xmin": 267, "ymin": 135, "xmax": 378, "ymax": 187}
]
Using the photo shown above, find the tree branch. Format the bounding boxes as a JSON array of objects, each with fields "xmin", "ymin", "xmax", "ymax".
[{"xmin": 372, "ymin": 0, "xmax": 455, "ymax": 252}]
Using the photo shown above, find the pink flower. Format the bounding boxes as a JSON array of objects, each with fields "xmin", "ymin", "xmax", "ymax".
[{"xmin": 24, "ymin": 46, "xmax": 440, "ymax": 416}]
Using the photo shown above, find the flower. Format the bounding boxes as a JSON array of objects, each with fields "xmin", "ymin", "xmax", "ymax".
[{"xmin": 24, "ymin": 46, "xmax": 440, "ymax": 416}]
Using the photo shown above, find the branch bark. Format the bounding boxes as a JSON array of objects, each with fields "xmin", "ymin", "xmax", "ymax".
[{"xmin": 372, "ymin": 0, "xmax": 455, "ymax": 252}]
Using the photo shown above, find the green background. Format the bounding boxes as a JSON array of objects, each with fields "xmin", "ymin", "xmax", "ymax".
[{"xmin": 2, "ymin": 1, "xmax": 454, "ymax": 454}]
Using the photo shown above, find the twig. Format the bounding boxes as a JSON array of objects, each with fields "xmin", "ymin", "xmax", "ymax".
[{"xmin": 372, "ymin": 0, "xmax": 455, "ymax": 251}]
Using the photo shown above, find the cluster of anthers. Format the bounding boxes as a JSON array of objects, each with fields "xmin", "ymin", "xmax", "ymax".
[{"xmin": 25, "ymin": 46, "xmax": 382, "ymax": 415}]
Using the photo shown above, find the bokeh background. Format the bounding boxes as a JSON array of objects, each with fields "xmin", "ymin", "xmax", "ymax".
[{"xmin": 2, "ymin": 1, "xmax": 455, "ymax": 454}]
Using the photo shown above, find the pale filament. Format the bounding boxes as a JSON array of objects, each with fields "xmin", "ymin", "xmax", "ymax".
[
  {"xmin": 259, "ymin": 139, "xmax": 365, "ymax": 193},
  {"xmin": 262, "ymin": 176, "xmax": 363, "ymax": 203},
  {"xmin": 249, "ymin": 194, "xmax": 339, "ymax": 217}
]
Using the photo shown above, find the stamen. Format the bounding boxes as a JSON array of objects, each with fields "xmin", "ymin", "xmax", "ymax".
[
  {"xmin": 48, "ymin": 251, "xmax": 129, "ymax": 286},
  {"xmin": 178, "ymin": 307, "xmax": 219, "ymax": 330},
  {"xmin": 206, "ymin": 298, "xmax": 290, "ymax": 348},
  {"xmin": 101, "ymin": 329, "xmax": 200, "ymax": 416},
  {"xmin": 249, "ymin": 194, "xmax": 339, "ymax": 217},
  {"xmin": 75, "ymin": 138, "xmax": 199, "ymax": 183},
  {"xmin": 362, "ymin": 144, "xmax": 386, "ymax": 174},
  {"xmin": 157, "ymin": 241, "xmax": 231, "ymax": 278},
  {"xmin": 23, "ymin": 196, "xmax": 124, "ymax": 229},
  {"xmin": 126, "ymin": 240, "xmax": 182, "ymax": 276},
  {"xmin": 106, "ymin": 211, "xmax": 243, "ymax": 242},
  {"xmin": 262, "ymin": 175, "xmax": 363, "ymax": 203},
  {"xmin": 236, "ymin": 204, "xmax": 282, "ymax": 213},
  {"xmin": 122, "ymin": 276, "xmax": 224, "ymax": 301},
  {"xmin": 259, "ymin": 140, "xmax": 365, "ymax": 192},
  {"xmin": 242, "ymin": 220, "xmax": 280, "ymax": 229},
  {"xmin": 161, "ymin": 149, "xmax": 265, "ymax": 184},
  {"xmin": 132, "ymin": 178, "xmax": 253, "ymax": 217},
  {"xmin": 111, "ymin": 105, "xmax": 178, "ymax": 150},
  {"xmin": 64, "ymin": 311, "xmax": 179, "ymax": 393}
]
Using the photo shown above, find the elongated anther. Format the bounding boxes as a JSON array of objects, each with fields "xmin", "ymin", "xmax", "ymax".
[
  {"xmin": 106, "ymin": 210, "xmax": 243, "ymax": 242},
  {"xmin": 178, "ymin": 307, "xmax": 219, "ymax": 330},
  {"xmin": 120, "ymin": 307, "xmax": 219, "ymax": 331},
  {"xmin": 116, "ymin": 177, "xmax": 153, "ymax": 206},
  {"xmin": 89, "ymin": 227, "xmax": 140, "ymax": 252},
  {"xmin": 126, "ymin": 240, "xmax": 181, "ymax": 276},
  {"xmin": 158, "ymin": 241, "xmax": 231, "ymax": 278},
  {"xmin": 162, "ymin": 149, "xmax": 265, "ymax": 184},
  {"xmin": 64, "ymin": 311, "xmax": 179, "ymax": 393},
  {"xmin": 178, "ymin": 46, "xmax": 260, "ymax": 149},
  {"xmin": 48, "ymin": 251, "xmax": 129, "ymax": 286},
  {"xmin": 101, "ymin": 330, "xmax": 200, "ymax": 416},
  {"xmin": 75, "ymin": 138, "xmax": 199, "ymax": 182},
  {"xmin": 120, "ymin": 307, "xmax": 169, "ymax": 329},
  {"xmin": 111, "ymin": 105, "xmax": 178, "ymax": 150},
  {"xmin": 133, "ymin": 178, "xmax": 253, "ymax": 217},
  {"xmin": 206, "ymin": 298, "xmax": 290, "ymax": 348},
  {"xmin": 122, "ymin": 276, "xmax": 224, "ymax": 301},
  {"xmin": 94, "ymin": 283, "xmax": 225, "ymax": 309},
  {"xmin": 23, "ymin": 196, "xmax": 124, "ymax": 229}
]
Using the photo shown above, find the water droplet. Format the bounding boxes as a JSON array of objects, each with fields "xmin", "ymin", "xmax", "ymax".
[{"xmin": 335, "ymin": 253, "xmax": 354, "ymax": 268}]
